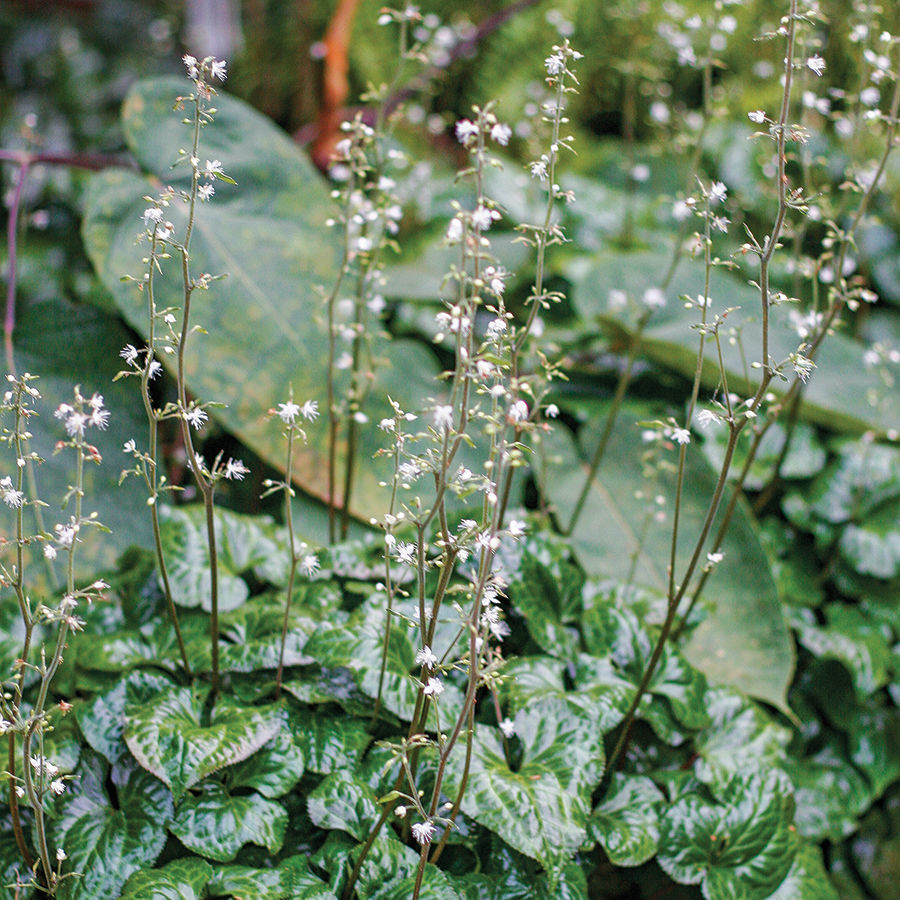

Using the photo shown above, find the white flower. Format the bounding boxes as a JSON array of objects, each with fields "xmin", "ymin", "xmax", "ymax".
[
  {"xmin": 56, "ymin": 847, "xmax": 67, "ymax": 862},
  {"xmin": 508, "ymin": 520, "xmax": 526, "ymax": 539},
  {"xmin": 301, "ymin": 554, "xmax": 320, "ymax": 576},
  {"xmin": 642, "ymin": 287, "xmax": 666, "ymax": 309},
  {"xmin": 471, "ymin": 205, "xmax": 496, "ymax": 231},
  {"xmin": 491, "ymin": 122, "xmax": 512, "ymax": 145},
  {"xmin": 0, "ymin": 476, "xmax": 24, "ymax": 508},
  {"xmin": 486, "ymin": 317, "xmax": 507, "ymax": 341},
  {"xmin": 455, "ymin": 119, "xmax": 479, "ymax": 146},
  {"xmin": 204, "ymin": 159, "xmax": 224, "ymax": 179},
  {"xmin": 545, "ymin": 52, "xmax": 565, "ymax": 75},
  {"xmin": 50, "ymin": 778, "xmax": 66, "ymax": 795},
  {"xmin": 301, "ymin": 400, "xmax": 319, "ymax": 421},
  {"xmin": 223, "ymin": 458, "xmax": 249, "ymax": 480},
  {"xmin": 411, "ymin": 821, "xmax": 436, "ymax": 845},
  {"xmin": 508, "ymin": 400, "xmax": 529, "ymax": 423},
  {"xmin": 433, "ymin": 405, "xmax": 454, "ymax": 431},
  {"xmin": 748, "ymin": 109, "xmax": 767, "ymax": 124},
  {"xmin": 148, "ymin": 360, "xmax": 163, "ymax": 380},
  {"xmin": 183, "ymin": 54, "xmax": 199, "ymax": 79},
  {"xmin": 394, "ymin": 542, "xmax": 417, "ymax": 565},
  {"xmin": 43, "ymin": 544, "xmax": 57, "ymax": 560},
  {"xmin": 185, "ymin": 407, "xmax": 208, "ymax": 430},
  {"xmin": 210, "ymin": 58, "xmax": 227, "ymax": 81},
  {"xmin": 696, "ymin": 409, "xmax": 719, "ymax": 429},
  {"xmin": 499, "ymin": 718, "xmax": 516, "ymax": 738},
  {"xmin": 792, "ymin": 353, "xmax": 816, "ymax": 383},
  {"xmin": 423, "ymin": 676, "xmax": 444, "ymax": 697},
  {"xmin": 807, "ymin": 55, "xmax": 826, "ymax": 77},
  {"xmin": 709, "ymin": 181, "xmax": 727, "ymax": 204},
  {"xmin": 530, "ymin": 156, "xmax": 549, "ymax": 181},
  {"xmin": 277, "ymin": 401, "xmax": 300, "ymax": 423},
  {"xmin": 198, "ymin": 184, "xmax": 215, "ymax": 202},
  {"xmin": 545, "ymin": 404, "xmax": 559, "ymax": 418},
  {"xmin": 671, "ymin": 427, "xmax": 691, "ymax": 445},
  {"xmin": 142, "ymin": 207, "xmax": 163, "ymax": 228},
  {"xmin": 445, "ymin": 217, "xmax": 464, "ymax": 243},
  {"xmin": 707, "ymin": 551, "xmax": 724, "ymax": 565},
  {"xmin": 416, "ymin": 646, "xmax": 438, "ymax": 669}
]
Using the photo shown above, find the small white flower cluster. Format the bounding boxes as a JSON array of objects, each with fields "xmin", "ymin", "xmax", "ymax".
[{"xmin": 54, "ymin": 389, "xmax": 109, "ymax": 439}]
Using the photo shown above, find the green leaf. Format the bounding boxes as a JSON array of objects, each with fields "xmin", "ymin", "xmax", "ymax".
[
  {"xmin": 207, "ymin": 855, "xmax": 336, "ymax": 900},
  {"xmin": 565, "ymin": 248, "xmax": 900, "ymax": 434},
  {"xmin": 846, "ymin": 705, "xmax": 900, "ymax": 796},
  {"xmin": 692, "ymin": 689, "xmax": 792, "ymax": 789},
  {"xmin": 4, "ymin": 295, "xmax": 153, "ymax": 579},
  {"xmin": 700, "ymin": 421, "xmax": 827, "ymax": 491},
  {"xmin": 577, "ymin": 603, "xmax": 710, "ymax": 743},
  {"xmin": 51, "ymin": 755, "xmax": 173, "ymax": 900},
  {"xmin": 307, "ymin": 770, "xmax": 379, "ymax": 842},
  {"xmin": 368, "ymin": 867, "xmax": 464, "ymax": 900},
  {"xmin": 223, "ymin": 707, "xmax": 304, "ymax": 797},
  {"xmin": 84, "ymin": 615, "xmax": 210, "ymax": 674},
  {"xmin": 445, "ymin": 694, "xmax": 605, "ymax": 869},
  {"xmin": 286, "ymin": 707, "xmax": 371, "ymax": 775},
  {"xmin": 124, "ymin": 682, "xmax": 281, "ymax": 800},
  {"xmin": 159, "ymin": 505, "xmax": 287, "ymax": 612},
  {"xmin": 790, "ymin": 604, "xmax": 893, "ymax": 697},
  {"xmin": 589, "ymin": 772, "xmax": 665, "ymax": 867},
  {"xmin": 657, "ymin": 769, "xmax": 797, "ymax": 900},
  {"xmin": 766, "ymin": 842, "xmax": 839, "ymax": 900},
  {"xmin": 121, "ymin": 857, "xmax": 214, "ymax": 900},
  {"xmin": 169, "ymin": 783, "xmax": 287, "ymax": 862},
  {"xmin": 303, "ymin": 593, "xmax": 463, "ymax": 723},
  {"xmin": 783, "ymin": 745, "xmax": 873, "ymax": 842},
  {"xmin": 506, "ymin": 546, "xmax": 583, "ymax": 658},
  {"xmin": 541, "ymin": 401, "xmax": 794, "ymax": 713},
  {"xmin": 83, "ymin": 78, "xmax": 446, "ymax": 521}
]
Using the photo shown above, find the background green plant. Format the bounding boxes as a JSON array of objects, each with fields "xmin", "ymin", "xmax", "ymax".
[{"xmin": 2, "ymin": 1, "xmax": 900, "ymax": 897}]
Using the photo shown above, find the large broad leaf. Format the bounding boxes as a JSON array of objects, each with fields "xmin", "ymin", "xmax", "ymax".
[
  {"xmin": 657, "ymin": 769, "xmax": 797, "ymax": 900},
  {"xmin": 565, "ymin": 248, "xmax": 900, "ymax": 434},
  {"xmin": 169, "ymin": 783, "xmax": 287, "ymax": 862},
  {"xmin": 82, "ymin": 77, "xmax": 445, "ymax": 519},
  {"xmin": 541, "ymin": 401, "xmax": 794, "ymax": 713},
  {"xmin": 120, "ymin": 857, "xmax": 214, "ymax": 900},
  {"xmin": 50, "ymin": 755, "xmax": 173, "ymax": 900},
  {"xmin": 2, "ymin": 295, "xmax": 151, "ymax": 579},
  {"xmin": 588, "ymin": 772, "xmax": 665, "ymax": 867},
  {"xmin": 123, "ymin": 681, "xmax": 281, "ymax": 800},
  {"xmin": 445, "ymin": 693, "xmax": 605, "ymax": 869}
]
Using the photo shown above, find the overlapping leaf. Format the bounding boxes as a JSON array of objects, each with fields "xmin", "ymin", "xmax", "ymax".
[
  {"xmin": 589, "ymin": 772, "xmax": 665, "ymax": 867},
  {"xmin": 120, "ymin": 857, "xmax": 213, "ymax": 900}
]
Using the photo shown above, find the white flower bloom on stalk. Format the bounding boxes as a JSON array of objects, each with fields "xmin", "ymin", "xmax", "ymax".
[
  {"xmin": 184, "ymin": 407, "xmax": 208, "ymax": 430},
  {"xmin": 276, "ymin": 401, "xmax": 300, "ymax": 423},
  {"xmin": 708, "ymin": 181, "xmax": 727, "ymax": 204},
  {"xmin": 204, "ymin": 159, "xmax": 224, "ymax": 179},
  {"xmin": 300, "ymin": 400, "xmax": 319, "ymax": 421},
  {"xmin": 642, "ymin": 287, "xmax": 666, "ymax": 309},
  {"xmin": 209, "ymin": 59, "xmax": 227, "ymax": 81},
  {"xmin": 423, "ymin": 677, "xmax": 444, "ymax": 697},
  {"xmin": 0, "ymin": 476, "xmax": 24, "ymax": 508},
  {"xmin": 499, "ymin": 718, "xmax": 516, "ymax": 738},
  {"xmin": 223, "ymin": 458, "xmax": 249, "ymax": 481},
  {"xmin": 120, "ymin": 344, "xmax": 139, "ymax": 367},
  {"xmin": 748, "ymin": 109, "xmax": 767, "ymax": 124},
  {"xmin": 433, "ymin": 405, "xmax": 454, "ymax": 432},
  {"xmin": 671, "ymin": 427, "xmax": 691, "ymax": 445},
  {"xmin": 301, "ymin": 554, "xmax": 320, "ymax": 576},
  {"xmin": 415, "ymin": 646, "xmax": 438, "ymax": 669},
  {"xmin": 411, "ymin": 821, "xmax": 436, "ymax": 845},
  {"xmin": 545, "ymin": 52, "xmax": 565, "ymax": 75},
  {"xmin": 507, "ymin": 520, "xmax": 526, "ymax": 539},
  {"xmin": 807, "ymin": 55, "xmax": 826, "ymax": 76},
  {"xmin": 455, "ymin": 119, "xmax": 479, "ymax": 146},
  {"xmin": 530, "ymin": 155, "xmax": 550, "ymax": 181},
  {"xmin": 507, "ymin": 400, "xmax": 529, "ymax": 423},
  {"xmin": 490, "ymin": 122, "xmax": 512, "ymax": 145},
  {"xmin": 696, "ymin": 409, "xmax": 719, "ymax": 429},
  {"xmin": 445, "ymin": 217, "xmax": 464, "ymax": 243},
  {"xmin": 198, "ymin": 184, "xmax": 215, "ymax": 201}
]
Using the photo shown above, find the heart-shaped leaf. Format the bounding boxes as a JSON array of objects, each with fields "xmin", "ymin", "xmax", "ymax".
[
  {"xmin": 766, "ymin": 842, "xmax": 840, "ymax": 900},
  {"xmin": 51, "ymin": 755, "xmax": 173, "ymax": 900},
  {"xmin": 589, "ymin": 772, "xmax": 665, "ymax": 867},
  {"xmin": 124, "ymin": 681, "xmax": 281, "ymax": 799},
  {"xmin": 307, "ymin": 770, "xmax": 380, "ymax": 842},
  {"xmin": 657, "ymin": 769, "xmax": 798, "ymax": 900},
  {"xmin": 445, "ymin": 694, "xmax": 605, "ymax": 868},
  {"xmin": 169, "ymin": 782, "xmax": 287, "ymax": 862},
  {"xmin": 120, "ymin": 857, "xmax": 214, "ymax": 900}
]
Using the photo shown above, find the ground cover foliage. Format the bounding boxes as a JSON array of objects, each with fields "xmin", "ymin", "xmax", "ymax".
[{"xmin": 2, "ymin": 0, "xmax": 900, "ymax": 898}]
